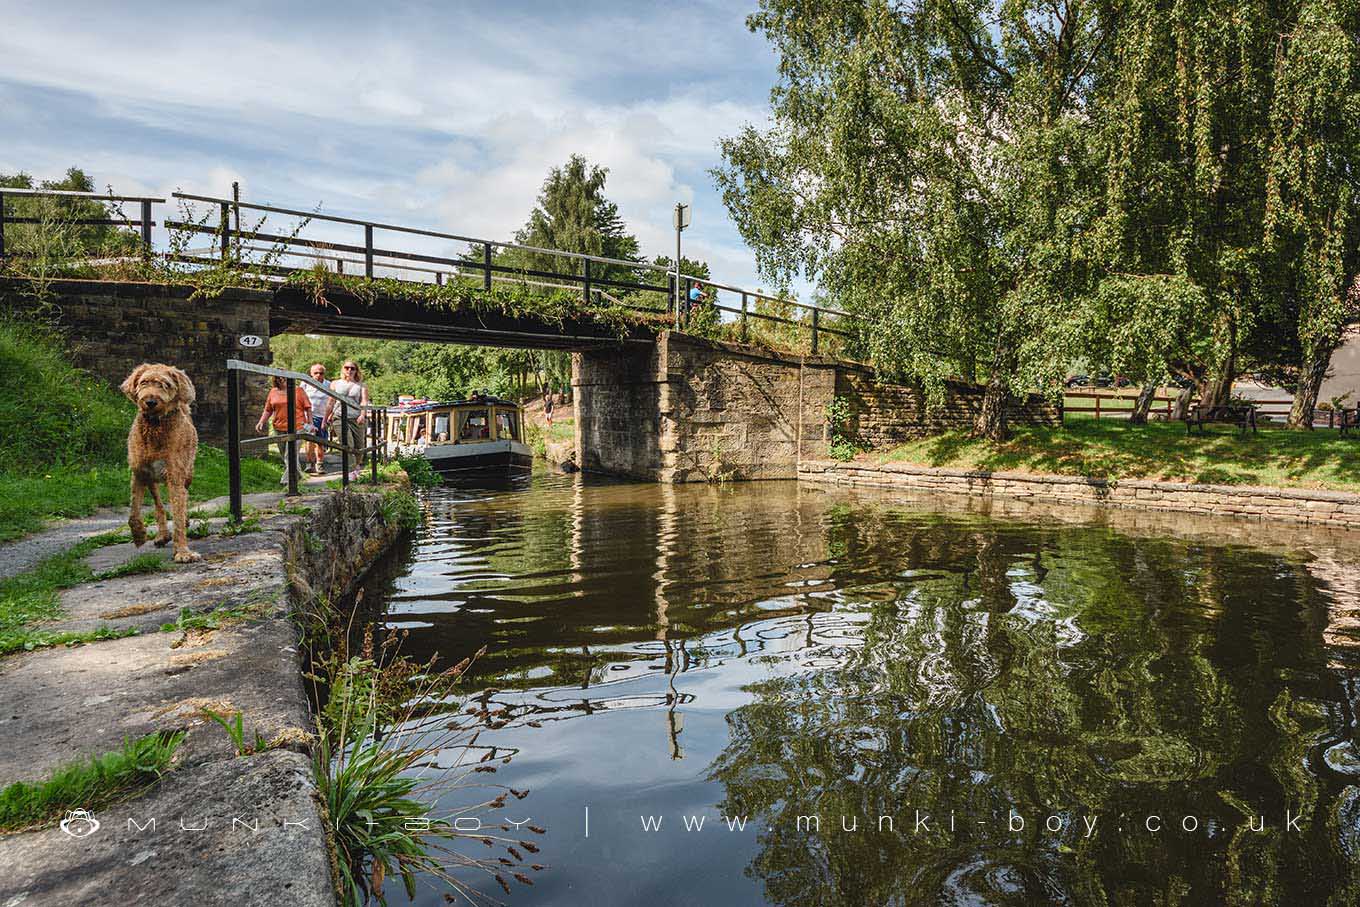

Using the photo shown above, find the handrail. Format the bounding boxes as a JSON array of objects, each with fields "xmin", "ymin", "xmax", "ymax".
[
  {"xmin": 0, "ymin": 187, "xmax": 167, "ymax": 203},
  {"xmin": 225, "ymin": 359, "xmax": 388, "ymax": 520},
  {"xmin": 2, "ymin": 184, "xmax": 863, "ymax": 356},
  {"xmin": 0, "ymin": 187, "xmax": 161, "ymax": 255},
  {"xmin": 172, "ymin": 191, "xmax": 671, "ymax": 273}
]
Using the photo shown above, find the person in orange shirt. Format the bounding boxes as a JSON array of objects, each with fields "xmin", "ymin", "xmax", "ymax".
[{"xmin": 256, "ymin": 375, "xmax": 311, "ymax": 481}]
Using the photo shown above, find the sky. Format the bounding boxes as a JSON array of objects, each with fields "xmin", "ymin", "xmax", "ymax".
[{"xmin": 0, "ymin": 0, "xmax": 794, "ymax": 297}]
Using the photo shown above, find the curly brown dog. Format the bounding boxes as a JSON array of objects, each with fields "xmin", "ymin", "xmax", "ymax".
[{"xmin": 120, "ymin": 364, "xmax": 201, "ymax": 563}]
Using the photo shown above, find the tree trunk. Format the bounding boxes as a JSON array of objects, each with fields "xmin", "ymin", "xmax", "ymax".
[
  {"xmin": 1171, "ymin": 383, "xmax": 1195, "ymax": 421},
  {"xmin": 1199, "ymin": 321, "xmax": 1239, "ymax": 411},
  {"xmin": 1288, "ymin": 340, "xmax": 1330, "ymax": 429},
  {"xmin": 1128, "ymin": 382, "xmax": 1158, "ymax": 425},
  {"xmin": 975, "ymin": 370, "xmax": 1011, "ymax": 441}
]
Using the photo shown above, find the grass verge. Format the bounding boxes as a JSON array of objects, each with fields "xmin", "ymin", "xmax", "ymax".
[
  {"xmin": 0, "ymin": 731, "xmax": 183, "ymax": 832},
  {"xmin": 0, "ymin": 447, "xmax": 283, "ymax": 543},
  {"xmin": 0, "ymin": 532, "xmax": 136, "ymax": 655},
  {"xmin": 869, "ymin": 419, "xmax": 1360, "ymax": 492}
]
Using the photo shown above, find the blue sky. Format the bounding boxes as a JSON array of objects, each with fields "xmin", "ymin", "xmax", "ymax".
[{"xmin": 0, "ymin": 0, "xmax": 793, "ymax": 295}]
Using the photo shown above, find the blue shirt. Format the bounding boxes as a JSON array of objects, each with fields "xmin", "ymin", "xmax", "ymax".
[{"xmin": 688, "ymin": 286, "xmax": 702, "ymax": 302}]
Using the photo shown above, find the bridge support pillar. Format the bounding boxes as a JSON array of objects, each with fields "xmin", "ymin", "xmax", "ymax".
[{"xmin": 574, "ymin": 331, "xmax": 835, "ymax": 482}]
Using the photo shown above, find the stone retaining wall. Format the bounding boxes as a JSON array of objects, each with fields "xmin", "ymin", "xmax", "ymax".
[
  {"xmin": 798, "ymin": 460, "xmax": 1360, "ymax": 530},
  {"xmin": 835, "ymin": 371, "xmax": 1060, "ymax": 446},
  {"xmin": 1, "ymin": 277, "xmax": 273, "ymax": 445}
]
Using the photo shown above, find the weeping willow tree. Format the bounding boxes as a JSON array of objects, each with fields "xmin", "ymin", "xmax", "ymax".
[
  {"xmin": 721, "ymin": 0, "xmax": 1360, "ymax": 436},
  {"xmin": 1084, "ymin": 0, "xmax": 1360, "ymax": 423},
  {"xmin": 1264, "ymin": 0, "xmax": 1360, "ymax": 427},
  {"xmin": 714, "ymin": 0, "xmax": 1113, "ymax": 439}
]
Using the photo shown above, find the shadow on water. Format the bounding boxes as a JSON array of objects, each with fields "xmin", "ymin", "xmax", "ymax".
[{"xmin": 359, "ymin": 466, "xmax": 1360, "ymax": 906}]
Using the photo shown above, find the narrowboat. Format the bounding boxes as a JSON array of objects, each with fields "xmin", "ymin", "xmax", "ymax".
[{"xmin": 385, "ymin": 393, "xmax": 533, "ymax": 477}]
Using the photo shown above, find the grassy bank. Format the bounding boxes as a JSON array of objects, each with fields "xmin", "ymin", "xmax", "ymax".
[
  {"xmin": 868, "ymin": 420, "xmax": 1360, "ymax": 493},
  {"xmin": 0, "ymin": 319, "xmax": 281, "ymax": 541}
]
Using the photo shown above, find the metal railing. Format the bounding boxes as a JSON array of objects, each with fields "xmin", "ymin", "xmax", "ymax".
[
  {"xmin": 0, "ymin": 187, "xmax": 165, "ymax": 258},
  {"xmin": 1, "ymin": 184, "xmax": 866, "ymax": 354},
  {"xmin": 226, "ymin": 360, "xmax": 389, "ymax": 522},
  {"xmin": 164, "ymin": 190, "xmax": 862, "ymax": 354}
]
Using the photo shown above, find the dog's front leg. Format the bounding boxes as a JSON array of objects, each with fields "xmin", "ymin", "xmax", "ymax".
[
  {"xmin": 149, "ymin": 482, "xmax": 171, "ymax": 547},
  {"xmin": 168, "ymin": 479, "xmax": 200, "ymax": 562},
  {"xmin": 129, "ymin": 473, "xmax": 147, "ymax": 546}
]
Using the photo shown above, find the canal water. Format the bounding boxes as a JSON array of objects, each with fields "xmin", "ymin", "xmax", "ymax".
[{"xmin": 362, "ymin": 468, "xmax": 1360, "ymax": 906}]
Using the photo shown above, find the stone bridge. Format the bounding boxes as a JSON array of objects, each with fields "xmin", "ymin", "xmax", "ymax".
[{"xmin": 2, "ymin": 277, "xmax": 1059, "ymax": 482}]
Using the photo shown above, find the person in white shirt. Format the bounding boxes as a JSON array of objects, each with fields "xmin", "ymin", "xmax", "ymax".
[
  {"xmin": 325, "ymin": 360, "xmax": 370, "ymax": 471},
  {"xmin": 303, "ymin": 363, "xmax": 333, "ymax": 475}
]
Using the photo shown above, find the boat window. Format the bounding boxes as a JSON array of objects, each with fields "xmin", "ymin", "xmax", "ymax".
[
  {"xmin": 458, "ymin": 409, "xmax": 490, "ymax": 440},
  {"xmin": 496, "ymin": 410, "xmax": 518, "ymax": 441},
  {"xmin": 432, "ymin": 412, "xmax": 450, "ymax": 442},
  {"xmin": 411, "ymin": 415, "xmax": 426, "ymax": 443},
  {"xmin": 392, "ymin": 416, "xmax": 408, "ymax": 443}
]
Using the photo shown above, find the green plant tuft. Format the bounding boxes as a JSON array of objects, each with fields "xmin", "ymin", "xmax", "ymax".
[{"xmin": 0, "ymin": 731, "xmax": 183, "ymax": 832}]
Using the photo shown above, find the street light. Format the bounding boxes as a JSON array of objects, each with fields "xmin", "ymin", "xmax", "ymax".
[{"xmin": 673, "ymin": 202, "xmax": 691, "ymax": 329}]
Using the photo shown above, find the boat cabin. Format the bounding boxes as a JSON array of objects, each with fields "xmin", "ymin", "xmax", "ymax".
[{"xmin": 385, "ymin": 395, "xmax": 523, "ymax": 455}]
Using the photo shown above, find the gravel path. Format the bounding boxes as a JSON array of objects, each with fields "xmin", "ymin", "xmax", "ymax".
[
  {"xmin": 0, "ymin": 509, "xmax": 129, "ymax": 578},
  {"xmin": 0, "ymin": 490, "xmax": 310, "ymax": 579}
]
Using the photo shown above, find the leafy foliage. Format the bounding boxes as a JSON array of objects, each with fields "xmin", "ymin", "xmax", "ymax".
[{"xmin": 718, "ymin": 0, "xmax": 1360, "ymax": 435}]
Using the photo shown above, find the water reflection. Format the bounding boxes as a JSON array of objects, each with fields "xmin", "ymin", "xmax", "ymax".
[{"xmin": 364, "ymin": 469, "xmax": 1360, "ymax": 906}]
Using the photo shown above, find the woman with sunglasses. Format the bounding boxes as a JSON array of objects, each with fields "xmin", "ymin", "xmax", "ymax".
[{"xmin": 325, "ymin": 360, "xmax": 370, "ymax": 474}]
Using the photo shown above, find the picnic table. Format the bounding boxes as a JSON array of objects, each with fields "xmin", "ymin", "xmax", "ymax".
[{"xmin": 1186, "ymin": 402, "xmax": 1257, "ymax": 434}]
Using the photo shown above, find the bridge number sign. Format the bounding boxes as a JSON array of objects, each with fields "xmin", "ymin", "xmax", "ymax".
[{"xmin": 238, "ymin": 334, "xmax": 264, "ymax": 349}]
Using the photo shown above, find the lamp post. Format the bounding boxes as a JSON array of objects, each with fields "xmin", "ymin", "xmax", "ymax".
[{"xmin": 673, "ymin": 202, "xmax": 691, "ymax": 330}]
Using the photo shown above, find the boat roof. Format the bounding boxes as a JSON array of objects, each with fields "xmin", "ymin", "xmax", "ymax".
[{"xmin": 394, "ymin": 396, "xmax": 519, "ymax": 413}]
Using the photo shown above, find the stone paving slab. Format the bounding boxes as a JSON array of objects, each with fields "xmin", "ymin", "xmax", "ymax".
[
  {"xmin": 59, "ymin": 527, "xmax": 294, "ymax": 636},
  {"xmin": 0, "ymin": 749, "xmax": 333, "ymax": 907},
  {"xmin": 0, "ymin": 617, "xmax": 313, "ymax": 787}
]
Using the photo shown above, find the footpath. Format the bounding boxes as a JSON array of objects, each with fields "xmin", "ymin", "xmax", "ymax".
[{"xmin": 0, "ymin": 485, "xmax": 400, "ymax": 906}]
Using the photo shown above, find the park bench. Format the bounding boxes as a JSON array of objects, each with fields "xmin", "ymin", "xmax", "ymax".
[
  {"xmin": 1341, "ymin": 405, "xmax": 1360, "ymax": 438},
  {"xmin": 1186, "ymin": 402, "xmax": 1257, "ymax": 435}
]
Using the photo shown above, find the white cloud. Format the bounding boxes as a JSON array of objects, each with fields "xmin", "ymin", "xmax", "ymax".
[{"xmin": 0, "ymin": 1, "xmax": 794, "ymax": 296}]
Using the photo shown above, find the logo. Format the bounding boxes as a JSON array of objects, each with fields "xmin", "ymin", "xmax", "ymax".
[
  {"xmin": 238, "ymin": 335, "xmax": 264, "ymax": 349},
  {"xmin": 60, "ymin": 809, "xmax": 100, "ymax": 838}
]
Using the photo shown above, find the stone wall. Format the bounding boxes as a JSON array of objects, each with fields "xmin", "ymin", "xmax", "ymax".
[
  {"xmin": 575, "ymin": 331, "xmax": 1060, "ymax": 483},
  {"xmin": 574, "ymin": 333, "xmax": 838, "ymax": 482},
  {"xmin": 574, "ymin": 343, "xmax": 664, "ymax": 477},
  {"xmin": 835, "ymin": 370, "xmax": 1060, "ymax": 447},
  {"xmin": 799, "ymin": 460, "xmax": 1360, "ymax": 530},
  {"xmin": 1, "ymin": 278, "xmax": 273, "ymax": 445},
  {"xmin": 284, "ymin": 489, "xmax": 406, "ymax": 608}
]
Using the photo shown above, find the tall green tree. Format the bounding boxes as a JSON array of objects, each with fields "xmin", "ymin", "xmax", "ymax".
[
  {"xmin": 498, "ymin": 154, "xmax": 643, "ymax": 289},
  {"xmin": 1264, "ymin": 0, "xmax": 1360, "ymax": 427},
  {"xmin": 715, "ymin": 0, "xmax": 1112, "ymax": 439}
]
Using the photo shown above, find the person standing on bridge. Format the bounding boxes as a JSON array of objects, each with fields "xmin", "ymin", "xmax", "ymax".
[
  {"xmin": 326, "ymin": 360, "xmax": 370, "ymax": 474},
  {"xmin": 687, "ymin": 281, "xmax": 705, "ymax": 324}
]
